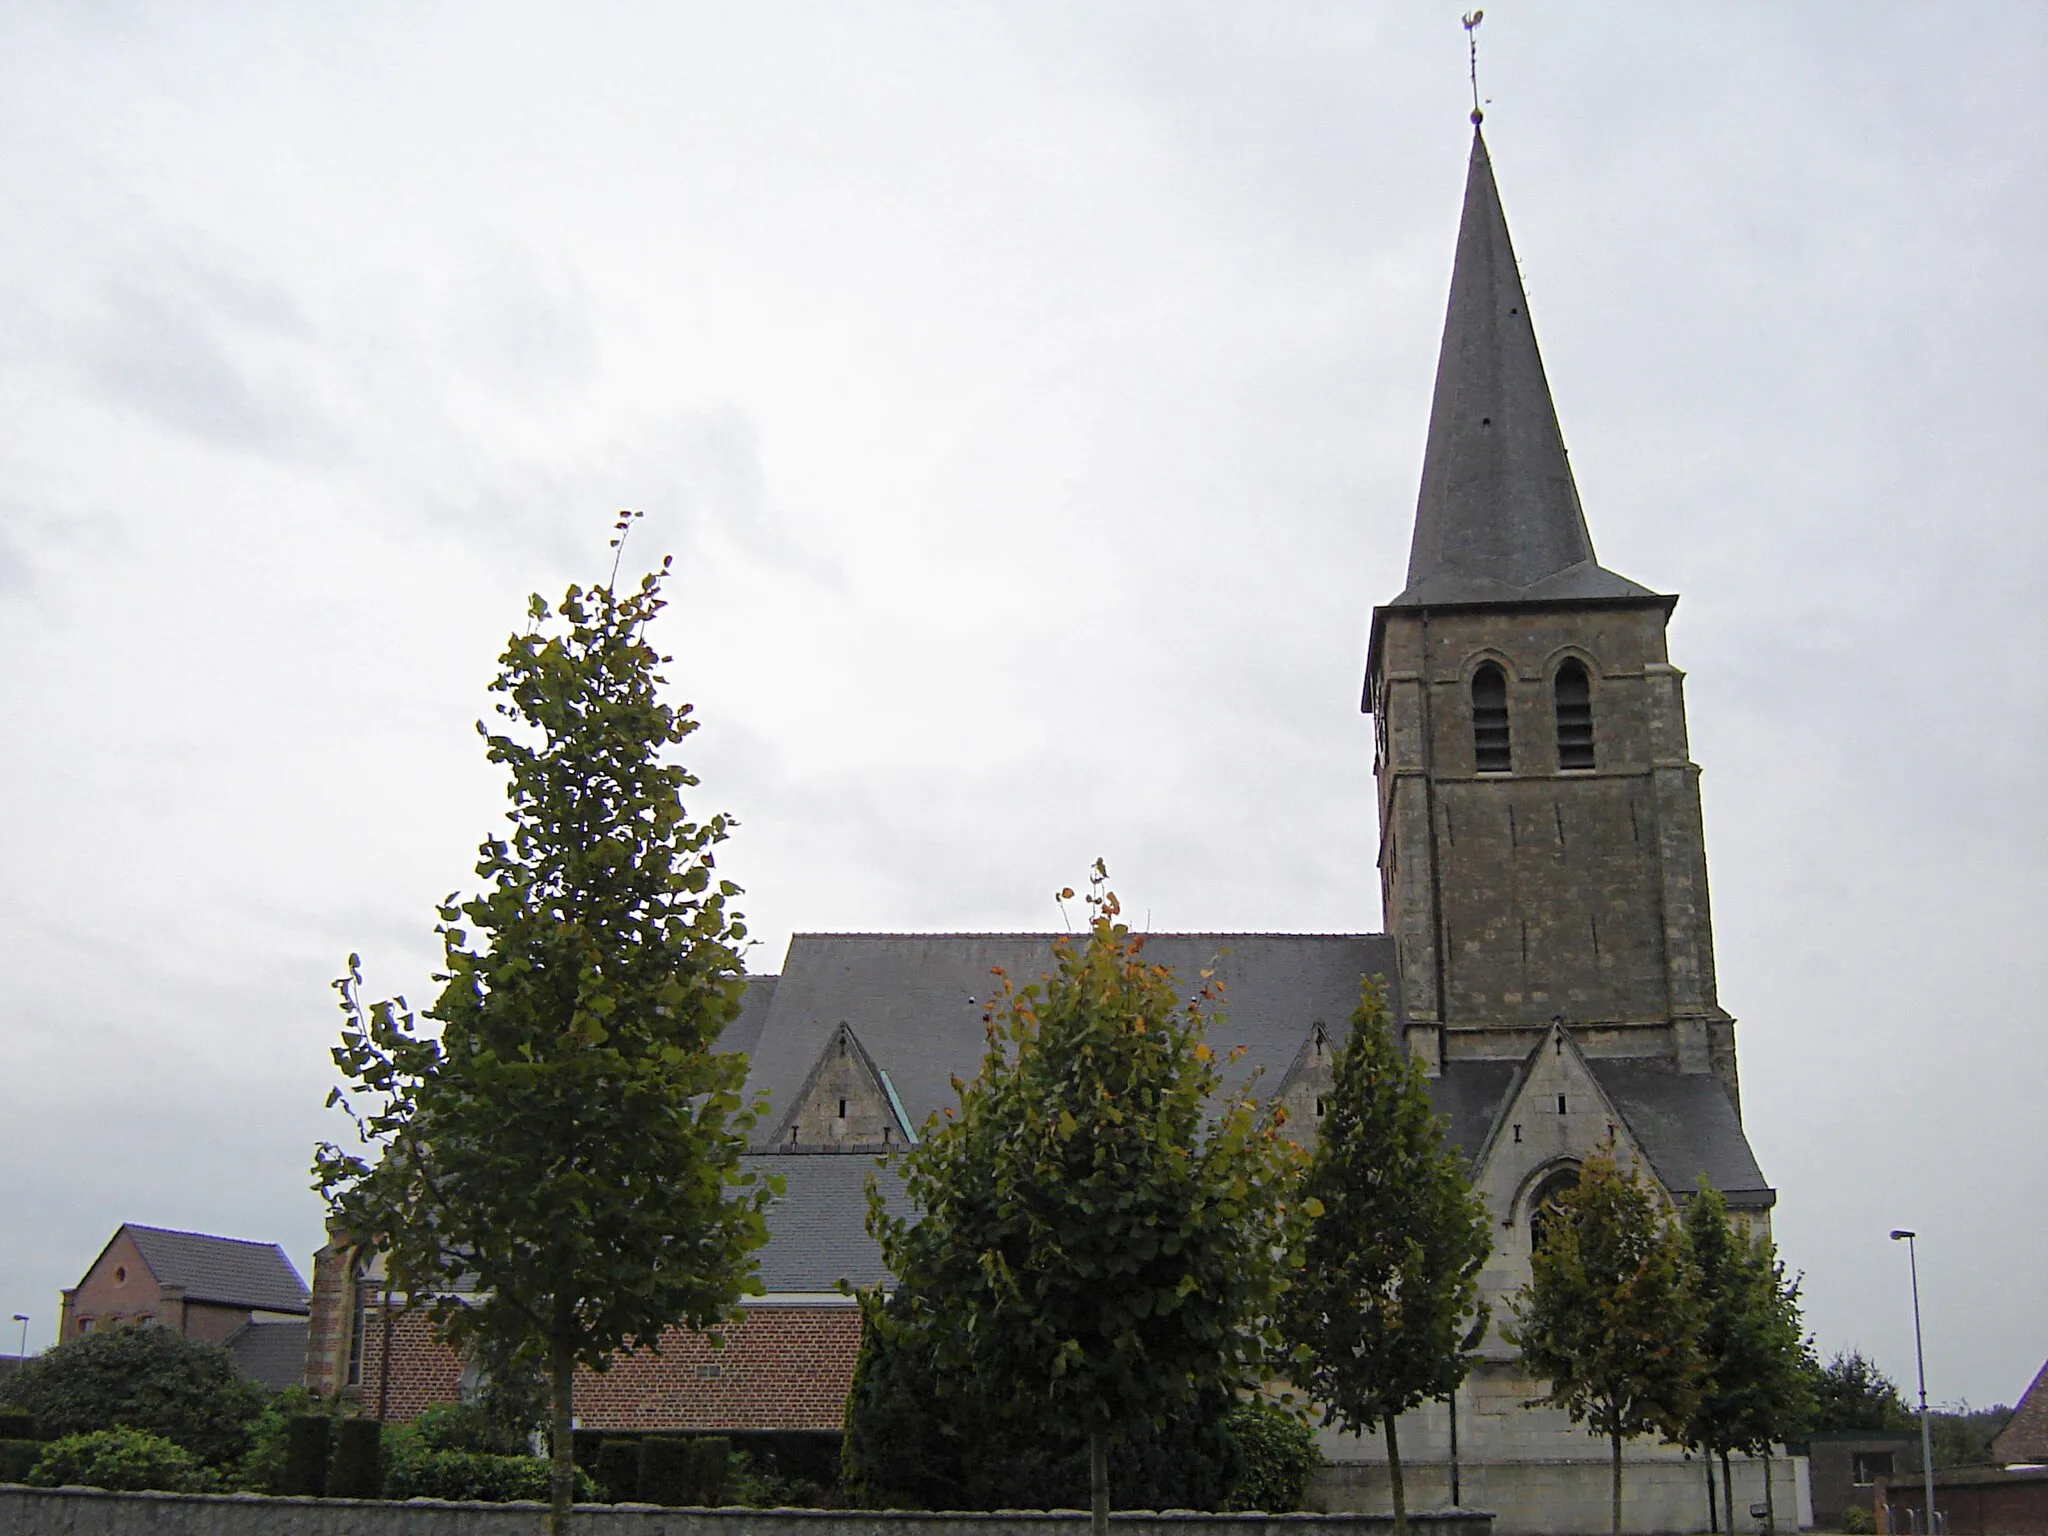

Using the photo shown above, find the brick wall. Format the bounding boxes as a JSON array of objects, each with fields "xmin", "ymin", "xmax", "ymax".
[{"xmin": 356, "ymin": 1302, "xmax": 861, "ymax": 1431}]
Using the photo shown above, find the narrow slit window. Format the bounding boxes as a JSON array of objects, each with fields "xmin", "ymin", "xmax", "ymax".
[
  {"xmin": 1472, "ymin": 662, "xmax": 1511, "ymax": 773},
  {"xmin": 1555, "ymin": 659, "xmax": 1594, "ymax": 770}
]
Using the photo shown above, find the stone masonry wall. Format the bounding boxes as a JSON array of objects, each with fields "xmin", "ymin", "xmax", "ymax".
[{"xmin": 0, "ymin": 1487, "xmax": 1495, "ymax": 1536}]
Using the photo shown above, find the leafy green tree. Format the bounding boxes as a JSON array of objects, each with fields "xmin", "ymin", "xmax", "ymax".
[
  {"xmin": 1683, "ymin": 1181, "xmax": 1815, "ymax": 1533},
  {"xmin": 1278, "ymin": 978, "xmax": 1491, "ymax": 1536},
  {"xmin": 840, "ymin": 1286, "xmax": 1245, "ymax": 1512},
  {"xmin": 1807, "ymin": 1349, "xmax": 1912, "ymax": 1432},
  {"xmin": 1928, "ymin": 1403, "xmax": 2014, "ymax": 1469},
  {"xmin": 0, "ymin": 1325, "xmax": 264, "ymax": 1468},
  {"xmin": 315, "ymin": 543, "xmax": 775, "ymax": 1533},
  {"xmin": 1506, "ymin": 1143, "xmax": 1702, "ymax": 1536},
  {"xmin": 867, "ymin": 865, "xmax": 1311, "ymax": 1536}
]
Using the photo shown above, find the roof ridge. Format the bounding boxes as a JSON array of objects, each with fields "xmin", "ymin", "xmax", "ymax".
[
  {"xmin": 786, "ymin": 930, "xmax": 1385, "ymax": 940},
  {"xmin": 124, "ymin": 1223, "xmax": 284, "ymax": 1249}
]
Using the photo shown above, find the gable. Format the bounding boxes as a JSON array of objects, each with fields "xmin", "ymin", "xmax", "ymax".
[{"xmin": 765, "ymin": 1022, "xmax": 911, "ymax": 1152}]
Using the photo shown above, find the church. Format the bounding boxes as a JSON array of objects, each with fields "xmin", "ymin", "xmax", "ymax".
[{"xmin": 308, "ymin": 125, "xmax": 1809, "ymax": 1533}]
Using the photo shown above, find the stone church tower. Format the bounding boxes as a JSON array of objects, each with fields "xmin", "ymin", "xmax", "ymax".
[{"xmin": 1367, "ymin": 129, "xmax": 1736, "ymax": 1101}]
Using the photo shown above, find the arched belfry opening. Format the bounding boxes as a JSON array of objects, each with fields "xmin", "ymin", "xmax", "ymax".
[
  {"xmin": 1554, "ymin": 659, "xmax": 1594, "ymax": 770},
  {"xmin": 1472, "ymin": 662, "xmax": 1511, "ymax": 773}
]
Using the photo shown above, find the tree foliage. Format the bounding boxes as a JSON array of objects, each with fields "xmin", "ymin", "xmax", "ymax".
[
  {"xmin": 839, "ymin": 1286, "xmax": 1246, "ymax": 1512},
  {"xmin": 1683, "ymin": 1181, "xmax": 1814, "ymax": 1530},
  {"xmin": 1279, "ymin": 978, "xmax": 1491, "ymax": 1536},
  {"xmin": 866, "ymin": 865, "xmax": 1312, "ymax": 1534},
  {"xmin": 0, "ymin": 1325, "xmax": 264, "ymax": 1468},
  {"xmin": 315, "ymin": 545, "xmax": 774, "ymax": 1532},
  {"xmin": 1506, "ymin": 1143, "xmax": 1701, "ymax": 1536},
  {"xmin": 1807, "ymin": 1349, "xmax": 1913, "ymax": 1433}
]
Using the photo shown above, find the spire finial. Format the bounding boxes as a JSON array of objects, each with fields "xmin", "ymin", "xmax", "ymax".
[{"xmin": 1463, "ymin": 11, "xmax": 1485, "ymax": 125}]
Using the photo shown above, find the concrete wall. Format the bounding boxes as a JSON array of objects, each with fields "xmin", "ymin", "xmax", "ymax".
[
  {"xmin": 0, "ymin": 1487, "xmax": 1494, "ymax": 1536},
  {"xmin": 1311, "ymin": 1453, "xmax": 1809, "ymax": 1536}
]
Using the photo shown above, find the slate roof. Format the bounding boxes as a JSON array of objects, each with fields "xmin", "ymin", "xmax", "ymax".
[
  {"xmin": 721, "ymin": 975, "xmax": 777, "ymax": 1061},
  {"xmin": 1391, "ymin": 129, "xmax": 1659, "ymax": 611},
  {"xmin": 1428, "ymin": 1059, "xmax": 1521, "ymax": 1164},
  {"xmin": 741, "ymin": 932, "xmax": 1402, "ymax": 1139},
  {"xmin": 124, "ymin": 1225, "xmax": 310, "ymax": 1314},
  {"xmin": 1587, "ymin": 1059, "xmax": 1773, "ymax": 1205},
  {"xmin": 746, "ymin": 1153, "xmax": 908, "ymax": 1294},
  {"xmin": 224, "ymin": 1320, "xmax": 309, "ymax": 1393}
]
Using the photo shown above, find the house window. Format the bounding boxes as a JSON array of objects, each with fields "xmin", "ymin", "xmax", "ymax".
[
  {"xmin": 1314, "ymin": 1098, "xmax": 1327, "ymax": 1118},
  {"xmin": 1853, "ymin": 1452, "xmax": 1894, "ymax": 1486},
  {"xmin": 837, "ymin": 1098, "xmax": 848, "ymax": 1120},
  {"xmin": 78, "ymin": 1317, "xmax": 94, "ymax": 1334},
  {"xmin": 1472, "ymin": 663, "xmax": 1511, "ymax": 773},
  {"xmin": 1555, "ymin": 659, "xmax": 1594, "ymax": 770}
]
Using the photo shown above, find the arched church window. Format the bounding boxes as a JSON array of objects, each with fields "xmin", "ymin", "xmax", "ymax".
[
  {"xmin": 1554, "ymin": 659, "xmax": 1594, "ymax": 770},
  {"xmin": 1529, "ymin": 1168, "xmax": 1580, "ymax": 1252},
  {"xmin": 1472, "ymin": 663, "xmax": 1511, "ymax": 774}
]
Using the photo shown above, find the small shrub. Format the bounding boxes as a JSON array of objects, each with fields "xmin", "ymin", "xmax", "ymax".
[
  {"xmin": 1223, "ymin": 1399, "xmax": 1321, "ymax": 1513},
  {"xmin": 638, "ymin": 1436, "xmax": 693, "ymax": 1505},
  {"xmin": 411, "ymin": 1400, "xmax": 530, "ymax": 1456},
  {"xmin": 330, "ymin": 1418, "xmax": 382, "ymax": 1499},
  {"xmin": 27, "ymin": 1427, "xmax": 212, "ymax": 1492},
  {"xmin": 282, "ymin": 1415, "xmax": 330, "ymax": 1495},
  {"xmin": 381, "ymin": 1433, "xmax": 601, "ymax": 1504},
  {"xmin": 596, "ymin": 1437, "xmax": 640, "ymax": 1502},
  {"xmin": 691, "ymin": 1436, "xmax": 732, "ymax": 1503},
  {"xmin": 1840, "ymin": 1504, "xmax": 1877, "ymax": 1534},
  {"xmin": 1, "ymin": 1439, "xmax": 43, "ymax": 1483}
]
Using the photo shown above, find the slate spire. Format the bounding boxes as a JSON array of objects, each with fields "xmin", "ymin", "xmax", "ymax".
[{"xmin": 1393, "ymin": 129, "xmax": 1654, "ymax": 606}]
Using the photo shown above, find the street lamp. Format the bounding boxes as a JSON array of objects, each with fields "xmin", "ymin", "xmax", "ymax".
[
  {"xmin": 10, "ymin": 1315, "xmax": 25, "ymax": 1359},
  {"xmin": 1890, "ymin": 1231, "xmax": 1938, "ymax": 1535}
]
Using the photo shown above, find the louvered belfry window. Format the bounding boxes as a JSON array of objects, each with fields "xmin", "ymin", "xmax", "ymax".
[
  {"xmin": 1555, "ymin": 659, "xmax": 1594, "ymax": 770},
  {"xmin": 1472, "ymin": 662, "xmax": 1511, "ymax": 774}
]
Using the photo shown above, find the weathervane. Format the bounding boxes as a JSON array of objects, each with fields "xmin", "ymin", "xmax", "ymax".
[{"xmin": 1463, "ymin": 10, "xmax": 1485, "ymax": 125}]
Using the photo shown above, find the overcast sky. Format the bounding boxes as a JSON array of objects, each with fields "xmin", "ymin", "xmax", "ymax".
[{"xmin": 1, "ymin": 5, "xmax": 2040, "ymax": 1410}]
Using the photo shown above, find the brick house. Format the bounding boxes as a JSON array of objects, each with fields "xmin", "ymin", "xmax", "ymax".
[{"xmin": 60, "ymin": 1223, "xmax": 311, "ymax": 1390}]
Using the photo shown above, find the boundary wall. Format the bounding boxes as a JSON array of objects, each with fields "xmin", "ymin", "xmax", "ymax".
[{"xmin": 2, "ymin": 1487, "xmax": 1494, "ymax": 1536}]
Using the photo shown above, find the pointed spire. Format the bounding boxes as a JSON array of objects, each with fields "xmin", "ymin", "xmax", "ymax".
[{"xmin": 1393, "ymin": 129, "xmax": 1653, "ymax": 607}]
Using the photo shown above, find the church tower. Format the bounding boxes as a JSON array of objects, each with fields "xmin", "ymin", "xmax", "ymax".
[{"xmin": 1366, "ymin": 129, "xmax": 1735, "ymax": 1098}]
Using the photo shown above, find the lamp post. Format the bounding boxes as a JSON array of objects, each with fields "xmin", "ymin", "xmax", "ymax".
[
  {"xmin": 10, "ymin": 1314, "xmax": 24, "ymax": 1359},
  {"xmin": 1890, "ymin": 1230, "xmax": 1938, "ymax": 1535}
]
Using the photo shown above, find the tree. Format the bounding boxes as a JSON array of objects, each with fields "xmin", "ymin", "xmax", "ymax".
[
  {"xmin": 0, "ymin": 1325, "xmax": 265, "ymax": 1468},
  {"xmin": 1279, "ymin": 979, "xmax": 1492, "ymax": 1536},
  {"xmin": 1506, "ymin": 1143, "xmax": 1702, "ymax": 1536},
  {"xmin": 1807, "ymin": 1349, "xmax": 1912, "ymax": 1433},
  {"xmin": 840, "ymin": 1287, "xmax": 1244, "ymax": 1513},
  {"xmin": 315, "ymin": 543, "xmax": 775, "ymax": 1533},
  {"xmin": 867, "ymin": 865, "xmax": 1311, "ymax": 1536},
  {"xmin": 1683, "ymin": 1181, "xmax": 1815, "ymax": 1533}
]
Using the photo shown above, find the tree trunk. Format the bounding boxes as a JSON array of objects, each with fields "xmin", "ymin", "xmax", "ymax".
[
  {"xmin": 1723, "ymin": 1450, "xmax": 1735, "ymax": 1536},
  {"xmin": 549, "ymin": 1336, "xmax": 576, "ymax": 1535},
  {"xmin": 1706, "ymin": 1455, "xmax": 1718, "ymax": 1533},
  {"xmin": 1385, "ymin": 1415, "xmax": 1409, "ymax": 1536},
  {"xmin": 1090, "ymin": 1428, "xmax": 1109, "ymax": 1536},
  {"xmin": 1763, "ymin": 1448, "xmax": 1776, "ymax": 1536},
  {"xmin": 1610, "ymin": 1427, "xmax": 1624, "ymax": 1536}
]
